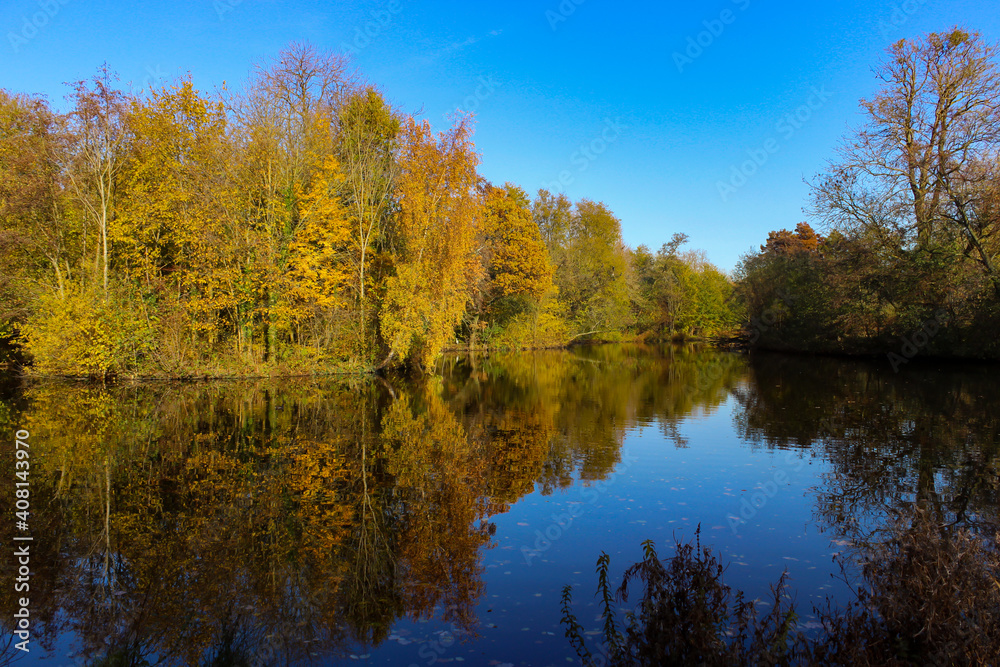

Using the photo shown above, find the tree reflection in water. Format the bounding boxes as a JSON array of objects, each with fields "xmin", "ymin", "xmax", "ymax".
[
  {"xmin": 0, "ymin": 345, "xmax": 997, "ymax": 664},
  {"xmin": 734, "ymin": 352, "xmax": 1000, "ymax": 548}
]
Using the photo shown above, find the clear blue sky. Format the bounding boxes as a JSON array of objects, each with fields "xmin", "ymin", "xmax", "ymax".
[{"xmin": 3, "ymin": 0, "xmax": 998, "ymax": 271}]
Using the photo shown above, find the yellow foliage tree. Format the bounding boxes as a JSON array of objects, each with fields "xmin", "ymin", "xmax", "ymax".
[
  {"xmin": 380, "ymin": 117, "xmax": 483, "ymax": 370},
  {"xmin": 116, "ymin": 79, "xmax": 237, "ymax": 346},
  {"xmin": 481, "ymin": 182, "xmax": 553, "ymax": 313},
  {"xmin": 288, "ymin": 156, "xmax": 353, "ymax": 314}
]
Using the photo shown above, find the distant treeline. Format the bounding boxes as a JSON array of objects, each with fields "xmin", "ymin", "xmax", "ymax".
[
  {"xmin": 0, "ymin": 43, "xmax": 737, "ymax": 377},
  {"xmin": 738, "ymin": 29, "xmax": 1000, "ymax": 362}
]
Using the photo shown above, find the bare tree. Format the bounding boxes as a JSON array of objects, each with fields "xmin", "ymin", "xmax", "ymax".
[
  {"xmin": 65, "ymin": 64, "xmax": 130, "ymax": 296},
  {"xmin": 812, "ymin": 29, "xmax": 1000, "ymax": 292},
  {"xmin": 226, "ymin": 42, "xmax": 360, "ymax": 358},
  {"xmin": 253, "ymin": 42, "xmax": 358, "ymax": 194}
]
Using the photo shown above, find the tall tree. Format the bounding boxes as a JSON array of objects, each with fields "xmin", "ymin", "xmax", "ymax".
[
  {"xmin": 532, "ymin": 188, "xmax": 573, "ymax": 255},
  {"xmin": 560, "ymin": 199, "xmax": 631, "ymax": 335},
  {"xmin": 380, "ymin": 116, "xmax": 482, "ymax": 370},
  {"xmin": 480, "ymin": 183, "xmax": 553, "ymax": 321},
  {"xmin": 231, "ymin": 43, "xmax": 357, "ymax": 359},
  {"xmin": 288, "ymin": 155, "xmax": 354, "ymax": 351},
  {"xmin": 116, "ymin": 79, "xmax": 233, "ymax": 345},
  {"xmin": 335, "ymin": 87, "xmax": 400, "ymax": 351},
  {"xmin": 65, "ymin": 65, "xmax": 130, "ymax": 296},
  {"xmin": 813, "ymin": 29, "xmax": 1000, "ymax": 294},
  {"xmin": 0, "ymin": 91, "xmax": 77, "ymax": 305}
]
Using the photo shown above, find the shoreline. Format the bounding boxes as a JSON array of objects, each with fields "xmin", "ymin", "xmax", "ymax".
[{"xmin": 5, "ymin": 334, "xmax": 999, "ymax": 383}]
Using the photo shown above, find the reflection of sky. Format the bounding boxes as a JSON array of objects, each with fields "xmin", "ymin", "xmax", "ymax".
[
  {"xmin": 326, "ymin": 394, "xmax": 854, "ymax": 666},
  {"xmin": 15, "ymin": 353, "xmax": 999, "ymax": 666}
]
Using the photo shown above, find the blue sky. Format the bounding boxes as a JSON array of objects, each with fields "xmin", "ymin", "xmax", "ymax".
[{"xmin": 2, "ymin": 0, "xmax": 998, "ymax": 271}]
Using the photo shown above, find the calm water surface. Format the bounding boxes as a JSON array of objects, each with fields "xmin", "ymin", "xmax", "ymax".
[{"xmin": 1, "ymin": 345, "xmax": 998, "ymax": 666}]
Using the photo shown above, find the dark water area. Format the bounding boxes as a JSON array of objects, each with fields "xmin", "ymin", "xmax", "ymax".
[{"xmin": 1, "ymin": 345, "xmax": 998, "ymax": 666}]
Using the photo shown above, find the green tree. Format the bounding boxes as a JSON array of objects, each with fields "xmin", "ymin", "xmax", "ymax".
[
  {"xmin": 554, "ymin": 198, "xmax": 631, "ymax": 337},
  {"xmin": 335, "ymin": 87, "xmax": 400, "ymax": 355}
]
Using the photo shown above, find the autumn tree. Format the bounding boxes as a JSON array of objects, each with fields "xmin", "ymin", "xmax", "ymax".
[
  {"xmin": 3, "ymin": 44, "xmax": 759, "ymax": 373},
  {"xmin": 335, "ymin": 87, "xmax": 400, "ymax": 353},
  {"xmin": 812, "ymin": 29, "xmax": 1000, "ymax": 294},
  {"xmin": 762, "ymin": 222, "xmax": 823, "ymax": 255},
  {"xmin": 379, "ymin": 116, "xmax": 483, "ymax": 370},
  {"xmin": 2, "ymin": 84, "xmax": 160, "ymax": 377},
  {"xmin": 230, "ymin": 43, "xmax": 356, "ymax": 360},
  {"xmin": 479, "ymin": 183, "xmax": 553, "ymax": 320},
  {"xmin": 382, "ymin": 384, "xmax": 490, "ymax": 631},
  {"xmin": 734, "ymin": 30, "xmax": 1000, "ymax": 357},
  {"xmin": 252, "ymin": 42, "xmax": 354, "ymax": 193},
  {"xmin": 288, "ymin": 156, "xmax": 354, "ymax": 353},
  {"xmin": 116, "ymin": 79, "xmax": 234, "ymax": 347},
  {"xmin": 65, "ymin": 64, "xmax": 130, "ymax": 296},
  {"xmin": 0, "ymin": 91, "xmax": 77, "ymax": 320}
]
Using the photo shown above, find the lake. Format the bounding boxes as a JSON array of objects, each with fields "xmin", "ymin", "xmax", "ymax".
[{"xmin": 2, "ymin": 344, "xmax": 998, "ymax": 666}]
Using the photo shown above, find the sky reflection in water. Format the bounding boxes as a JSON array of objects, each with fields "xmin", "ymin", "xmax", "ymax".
[{"xmin": 2, "ymin": 345, "xmax": 997, "ymax": 666}]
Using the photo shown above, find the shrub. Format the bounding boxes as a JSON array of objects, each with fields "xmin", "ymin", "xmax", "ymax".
[
  {"xmin": 805, "ymin": 507, "xmax": 1000, "ymax": 666},
  {"xmin": 564, "ymin": 509, "xmax": 1000, "ymax": 666},
  {"xmin": 494, "ymin": 310, "xmax": 570, "ymax": 350},
  {"xmin": 20, "ymin": 282, "xmax": 158, "ymax": 378},
  {"xmin": 562, "ymin": 527, "xmax": 799, "ymax": 666}
]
